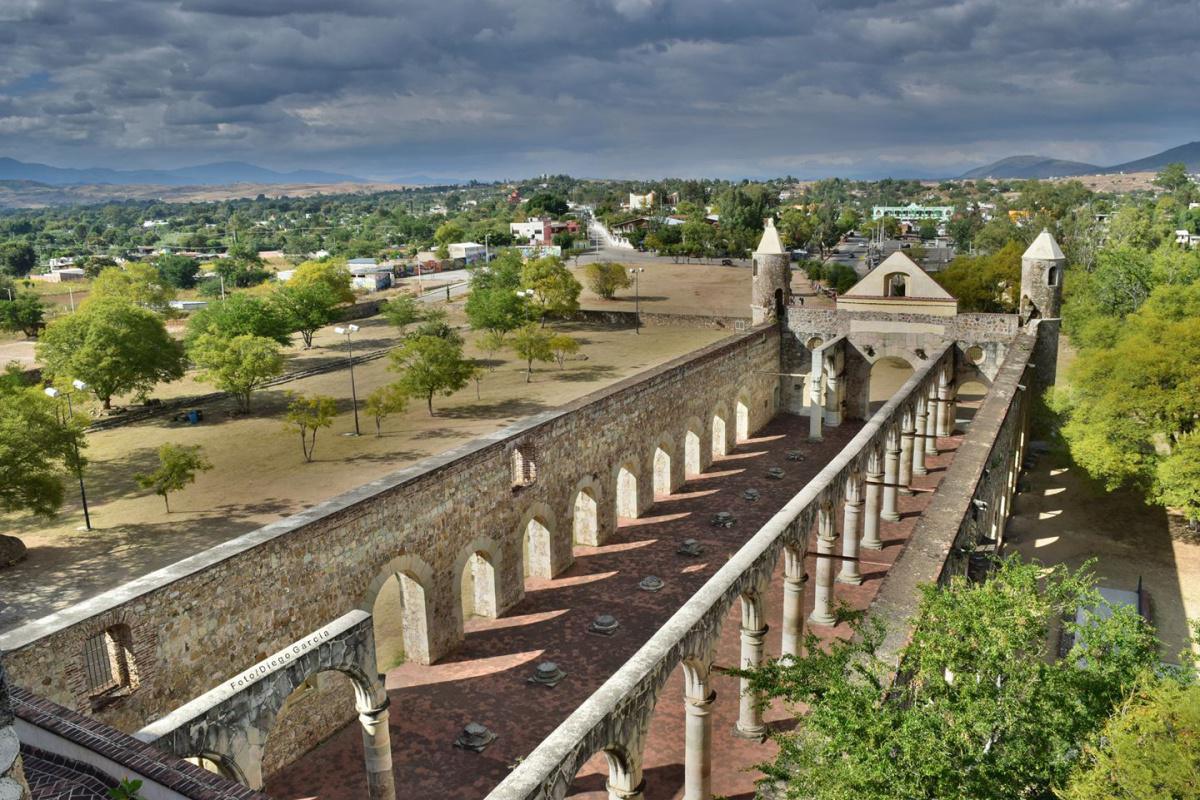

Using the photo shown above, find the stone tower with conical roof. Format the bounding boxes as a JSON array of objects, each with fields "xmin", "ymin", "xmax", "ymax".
[
  {"xmin": 752, "ymin": 218, "xmax": 791, "ymax": 325},
  {"xmin": 1020, "ymin": 229, "xmax": 1066, "ymax": 390}
]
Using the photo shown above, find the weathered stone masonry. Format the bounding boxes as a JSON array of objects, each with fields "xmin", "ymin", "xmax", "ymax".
[{"xmin": 1, "ymin": 325, "xmax": 779, "ymax": 785}]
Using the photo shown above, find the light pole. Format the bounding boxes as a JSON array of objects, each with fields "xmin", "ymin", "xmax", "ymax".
[
  {"xmin": 629, "ymin": 267, "xmax": 645, "ymax": 335},
  {"xmin": 45, "ymin": 379, "xmax": 91, "ymax": 531},
  {"xmin": 334, "ymin": 324, "xmax": 361, "ymax": 436}
]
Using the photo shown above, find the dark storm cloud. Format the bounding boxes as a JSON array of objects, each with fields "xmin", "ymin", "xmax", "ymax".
[{"xmin": 0, "ymin": 0, "xmax": 1197, "ymax": 178}]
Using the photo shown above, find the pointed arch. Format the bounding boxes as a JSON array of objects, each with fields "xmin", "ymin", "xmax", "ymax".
[
  {"xmin": 682, "ymin": 415, "xmax": 704, "ymax": 476},
  {"xmin": 614, "ymin": 458, "xmax": 641, "ymax": 519},
  {"xmin": 571, "ymin": 476, "xmax": 603, "ymax": 546},
  {"xmin": 519, "ymin": 501, "xmax": 560, "ymax": 580},
  {"xmin": 362, "ymin": 554, "xmax": 435, "ymax": 668},
  {"xmin": 735, "ymin": 390, "xmax": 751, "ymax": 441},
  {"xmin": 455, "ymin": 536, "xmax": 503, "ymax": 622},
  {"xmin": 651, "ymin": 434, "xmax": 677, "ymax": 498},
  {"xmin": 711, "ymin": 401, "xmax": 731, "ymax": 458}
]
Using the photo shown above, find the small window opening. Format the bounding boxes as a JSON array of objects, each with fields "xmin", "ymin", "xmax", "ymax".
[
  {"xmin": 884, "ymin": 272, "xmax": 908, "ymax": 297},
  {"xmin": 83, "ymin": 625, "xmax": 137, "ymax": 699},
  {"xmin": 1047, "ymin": 266, "xmax": 1059, "ymax": 287},
  {"xmin": 512, "ymin": 445, "xmax": 538, "ymax": 488}
]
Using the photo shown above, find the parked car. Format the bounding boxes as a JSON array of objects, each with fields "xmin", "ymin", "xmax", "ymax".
[{"xmin": 721, "ymin": 258, "xmax": 734, "ymax": 266}]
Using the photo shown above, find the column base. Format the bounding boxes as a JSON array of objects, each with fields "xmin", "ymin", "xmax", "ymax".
[
  {"xmin": 836, "ymin": 572, "xmax": 863, "ymax": 585},
  {"xmin": 732, "ymin": 723, "xmax": 768, "ymax": 742},
  {"xmin": 913, "ymin": 467, "xmax": 928, "ymax": 476},
  {"xmin": 607, "ymin": 779, "xmax": 646, "ymax": 800},
  {"xmin": 808, "ymin": 435, "xmax": 823, "ymax": 442},
  {"xmin": 860, "ymin": 539, "xmax": 883, "ymax": 550},
  {"xmin": 808, "ymin": 610, "xmax": 836, "ymax": 626},
  {"xmin": 880, "ymin": 512, "xmax": 901, "ymax": 522},
  {"xmin": 899, "ymin": 487, "xmax": 914, "ymax": 496}
]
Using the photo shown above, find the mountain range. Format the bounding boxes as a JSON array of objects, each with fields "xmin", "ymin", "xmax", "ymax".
[
  {"xmin": 0, "ymin": 157, "xmax": 366, "ymax": 186},
  {"xmin": 959, "ymin": 141, "xmax": 1200, "ymax": 180}
]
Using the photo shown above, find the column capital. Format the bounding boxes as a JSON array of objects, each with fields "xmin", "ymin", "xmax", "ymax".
[{"xmin": 685, "ymin": 689, "xmax": 717, "ymax": 710}]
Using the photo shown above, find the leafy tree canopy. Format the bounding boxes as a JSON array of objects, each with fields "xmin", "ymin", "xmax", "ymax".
[
  {"xmin": 0, "ymin": 378, "xmax": 85, "ymax": 516},
  {"xmin": 89, "ymin": 262, "xmax": 176, "ymax": 312},
  {"xmin": 934, "ymin": 239, "xmax": 1024, "ymax": 313},
  {"xmin": 390, "ymin": 333, "xmax": 475, "ymax": 414},
  {"xmin": 186, "ymin": 292, "xmax": 292, "ymax": 346},
  {"xmin": 190, "ymin": 333, "xmax": 285, "ymax": 412}
]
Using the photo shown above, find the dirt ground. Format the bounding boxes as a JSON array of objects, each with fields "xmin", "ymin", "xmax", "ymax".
[
  {"xmin": 0, "ymin": 306, "xmax": 728, "ymax": 629},
  {"xmin": 570, "ymin": 259, "xmax": 829, "ymax": 317}
]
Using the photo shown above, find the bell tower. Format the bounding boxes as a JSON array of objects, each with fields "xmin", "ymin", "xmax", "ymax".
[
  {"xmin": 752, "ymin": 217, "xmax": 790, "ymax": 325},
  {"xmin": 1020, "ymin": 229, "xmax": 1066, "ymax": 390}
]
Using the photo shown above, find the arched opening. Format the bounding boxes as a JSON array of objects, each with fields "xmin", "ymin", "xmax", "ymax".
[
  {"xmin": 774, "ymin": 287, "xmax": 785, "ymax": 316},
  {"xmin": 711, "ymin": 412, "xmax": 729, "ymax": 458},
  {"xmin": 684, "ymin": 428, "xmax": 702, "ymax": 476},
  {"xmin": 185, "ymin": 753, "xmax": 244, "ymax": 783},
  {"xmin": 868, "ymin": 356, "xmax": 914, "ymax": 413},
  {"xmin": 372, "ymin": 570, "xmax": 430, "ymax": 671},
  {"xmin": 653, "ymin": 445, "xmax": 672, "ymax": 497},
  {"xmin": 573, "ymin": 485, "xmax": 599, "ymax": 545},
  {"xmin": 1047, "ymin": 266, "xmax": 1059, "ymax": 287},
  {"xmin": 523, "ymin": 516, "xmax": 554, "ymax": 579},
  {"xmin": 261, "ymin": 669, "xmax": 357, "ymax": 782},
  {"xmin": 460, "ymin": 551, "xmax": 498, "ymax": 619},
  {"xmin": 955, "ymin": 379, "xmax": 989, "ymax": 428},
  {"xmin": 616, "ymin": 463, "xmax": 639, "ymax": 519},
  {"xmin": 735, "ymin": 396, "xmax": 750, "ymax": 441},
  {"xmin": 81, "ymin": 623, "xmax": 139, "ymax": 701},
  {"xmin": 884, "ymin": 272, "xmax": 908, "ymax": 297}
]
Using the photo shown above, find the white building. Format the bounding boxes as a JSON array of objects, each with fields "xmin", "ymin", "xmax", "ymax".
[
  {"xmin": 871, "ymin": 204, "xmax": 954, "ymax": 222},
  {"xmin": 448, "ymin": 242, "xmax": 486, "ymax": 263},
  {"xmin": 628, "ymin": 191, "xmax": 656, "ymax": 211},
  {"xmin": 510, "ymin": 220, "xmax": 544, "ymax": 242},
  {"xmin": 1175, "ymin": 229, "xmax": 1200, "ymax": 247},
  {"xmin": 142, "ymin": 219, "xmax": 169, "ymax": 228}
]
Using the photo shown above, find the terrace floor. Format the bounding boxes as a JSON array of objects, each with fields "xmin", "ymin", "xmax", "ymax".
[{"xmin": 265, "ymin": 410, "xmax": 967, "ymax": 800}]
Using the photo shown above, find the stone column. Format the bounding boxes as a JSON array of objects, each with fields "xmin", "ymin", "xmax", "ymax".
[
  {"xmin": 861, "ymin": 450, "xmax": 884, "ymax": 549},
  {"xmin": 808, "ymin": 362, "xmax": 824, "ymax": 442},
  {"xmin": 881, "ymin": 429, "xmax": 901, "ymax": 522},
  {"xmin": 947, "ymin": 385, "xmax": 958, "ymax": 435},
  {"xmin": 912, "ymin": 398, "xmax": 928, "ymax": 477},
  {"xmin": 808, "ymin": 507, "xmax": 837, "ymax": 626},
  {"xmin": 936, "ymin": 379, "xmax": 952, "ymax": 437},
  {"xmin": 898, "ymin": 409, "xmax": 915, "ymax": 495},
  {"xmin": 734, "ymin": 592, "xmax": 768, "ymax": 739},
  {"xmin": 683, "ymin": 672, "xmax": 715, "ymax": 800},
  {"xmin": 606, "ymin": 745, "xmax": 645, "ymax": 800},
  {"xmin": 837, "ymin": 476, "xmax": 864, "ymax": 585},
  {"xmin": 781, "ymin": 546, "xmax": 806, "ymax": 658},
  {"xmin": 358, "ymin": 700, "xmax": 397, "ymax": 800},
  {"xmin": 824, "ymin": 352, "xmax": 842, "ymax": 427},
  {"xmin": 925, "ymin": 385, "xmax": 940, "ymax": 457}
]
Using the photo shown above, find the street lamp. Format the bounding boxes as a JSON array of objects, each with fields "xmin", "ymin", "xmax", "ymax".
[
  {"xmin": 334, "ymin": 324, "xmax": 361, "ymax": 436},
  {"xmin": 45, "ymin": 381, "xmax": 92, "ymax": 531},
  {"xmin": 628, "ymin": 267, "xmax": 645, "ymax": 335}
]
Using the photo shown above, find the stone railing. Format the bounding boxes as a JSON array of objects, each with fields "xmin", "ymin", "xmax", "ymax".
[{"xmin": 484, "ymin": 343, "xmax": 954, "ymax": 800}]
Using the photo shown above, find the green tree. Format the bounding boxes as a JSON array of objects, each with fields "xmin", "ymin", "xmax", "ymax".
[
  {"xmin": 283, "ymin": 392, "xmax": 337, "ymax": 462},
  {"xmin": 364, "ymin": 383, "xmax": 408, "ymax": 437},
  {"xmin": 1056, "ymin": 282, "xmax": 1200, "ymax": 521},
  {"xmin": 190, "ymin": 333, "xmax": 285, "ymax": 412},
  {"xmin": 741, "ymin": 557, "xmax": 1158, "ymax": 800},
  {"xmin": 823, "ymin": 262, "xmax": 859, "ymax": 294},
  {"xmin": 877, "ymin": 214, "xmax": 901, "ymax": 239},
  {"xmin": 289, "ymin": 259, "xmax": 355, "ymax": 304},
  {"xmin": 154, "ymin": 254, "xmax": 200, "ymax": 289},
  {"xmin": 390, "ymin": 334, "xmax": 475, "ymax": 414},
  {"xmin": 583, "ymin": 261, "xmax": 633, "ymax": 300},
  {"xmin": 1152, "ymin": 161, "xmax": 1191, "ymax": 193},
  {"xmin": 520, "ymin": 256, "xmax": 581, "ymax": 322},
  {"xmin": 89, "ymin": 263, "xmax": 176, "ymax": 312},
  {"xmin": 186, "ymin": 293, "xmax": 292, "ymax": 346},
  {"xmin": 510, "ymin": 323, "xmax": 554, "ymax": 382},
  {"xmin": 549, "ymin": 333, "xmax": 579, "ymax": 369},
  {"xmin": 0, "ymin": 379, "xmax": 85, "ymax": 516},
  {"xmin": 778, "ymin": 207, "xmax": 814, "ymax": 250},
  {"xmin": 135, "ymin": 443, "xmax": 212, "ymax": 512},
  {"xmin": 0, "ymin": 292, "xmax": 46, "ymax": 337},
  {"xmin": 1060, "ymin": 678, "xmax": 1200, "ymax": 800},
  {"xmin": 524, "ymin": 192, "xmax": 568, "ymax": 216},
  {"xmin": 918, "ymin": 219, "xmax": 938, "ymax": 241},
  {"xmin": 434, "ymin": 222, "xmax": 465, "ymax": 246},
  {"xmin": 477, "ymin": 329, "xmax": 507, "ymax": 369},
  {"xmin": 37, "ymin": 298, "xmax": 185, "ymax": 408},
  {"xmin": 934, "ymin": 240, "xmax": 1024, "ymax": 313},
  {"xmin": 270, "ymin": 282, "xmax": 339, "ymax": 348},
  {"xmin": 382, "ymin": 295, "xmax": 425, "ymax": 334},
  {"xmin": 0, "ymin": 241, "xmax": 36, "ymax": 278},
  {"xmin": 465, "ymin": 252, "xmax": 531, "ymax": 334}
]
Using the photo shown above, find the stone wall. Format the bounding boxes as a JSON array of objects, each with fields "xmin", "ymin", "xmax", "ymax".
[
  {"xmin": 1, "ymin": 327, "xmax": 780, "ymax": 757},
  {"xmin": 560, "ymin": 309, "xmax": 750, "ymax": 330}
]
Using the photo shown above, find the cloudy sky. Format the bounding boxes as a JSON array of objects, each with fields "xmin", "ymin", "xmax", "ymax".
[{"xmin": 0, "ymin": 0, "xmax": 1197, "ymax": 180}]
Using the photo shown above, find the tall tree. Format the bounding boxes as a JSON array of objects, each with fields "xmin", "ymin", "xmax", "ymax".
[
  {"xmin": 283, "ymin": 393, "xmax": 337, "ymax": 462},
  {"xmin": 365, "ymin": 383, "xmax": 408, "ymax": 437},
  {"xmin": 382, "ymin": 295, "xmax": 425, "ymax": 334},
  {"xmin": 0, "ymin": 379, "xmax": 85, "ymax": 516},
  {"xmin": 0, "ymin": 242, "xmax": 36, "ymax": 278},
  {"xmin": 390, "ymin": 334, "xmax": 475, "ymax": 414},
  {"xmin": 190, "ymin": 333, "xmax": 285, "ymax": 412},
  {"xmin": 37, "ymin": 298, "xmax": 185, "ymax": 408},
  {"xmin": 0, "ymin": 292, "xmax": 46, "ymax": 337},
  {"xmin": 270, "ymin": 282, "xmax": 340, "ymax": 348},
  {"xmin": 509, "ymin": 323, "xmax": 555, "ymax": 382},
  {"xmin": 288, "ymin": 259, "xmax": 355, "ymax": 304},
  {"xmin": 741, "ymin": 557, "xmax": 1158, "ymax": 800},
  {"xmin": 583, "ymin": 262, "xmax": 633, "ymax": 300},
  {"xmin": 89, "ymin": 263, "xmax": 176, "ymax": 312},
  {"xmin": 520, "ymin": 256, "xmax": 581, "ymax": 322},
  {"xmin": 185, "ymin": 293, "xmax": 292, "ymax": 346}
]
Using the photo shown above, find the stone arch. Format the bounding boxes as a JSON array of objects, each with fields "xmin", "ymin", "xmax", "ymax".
[
  {"xmin": 614, "ymin": 458, "xmax": 641, "ymax": 519},
  {"xmin": 520, "ymin": 501, "xmax": 559, "ymax": 580},
  {"xmin": 711, "ymin": 402, "xmax": 731, "ymax": 458},
  {"xmin": 883, "ymin": 271, "xmax": 908, "ymax": 297},
  {"xmin": 362, "ymin": 554, "xmax": 435, "ymax": 669},
  {"xmin": 682, "ymin": 416, "xmax": 704, "ymax": 476},
  {"xmin": 1047, "ymin": 265, "xmax": 1060, "ymax": 287},
  {"xmin": 651, "ymin": 434, "xmax": 678, "ymax": 498},
  {"xmin": 184, "ymin": 752, "xmax": 248, "ymax": 784},
  {"xmin": 868, "ymin": 355, "xmax": 915, "ymax": 414},
  {"xmin": 454, "ymin": 536, "xmax": 502, "ymax": 622},
  {"xmin": 571, "ymin": 475, "xmax": 603, "ymax": 546},
  {"xmin": 735, "ymin": 390, "xmax": 751, "ymax": 441}
]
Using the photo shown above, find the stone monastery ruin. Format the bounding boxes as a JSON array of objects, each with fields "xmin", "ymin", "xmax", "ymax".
[{"xmin": 1, "ymin": 220, "xmax": 1064, "ymax": 800}]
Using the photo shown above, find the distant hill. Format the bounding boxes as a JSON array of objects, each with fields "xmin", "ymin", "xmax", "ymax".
[
  {"xmin": 0, "ymin": 157, "xmax": 365, "ymax": 186},
  {"xmin": 960, "ymin": 141, "xmax": 1200, "ymax": 180},
  {"xmin": 958, "ymin": 155, "xmax": 1102, "ymax": 180}
]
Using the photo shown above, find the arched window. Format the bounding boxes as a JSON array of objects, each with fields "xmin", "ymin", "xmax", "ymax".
[
  {"xmin": 82, "ymin": 624, "xmax": 138, "ymax": 701},
  {"xmin": 884, "ymin": 272, "xmax": 908, "ymax": 297},
  {"xmin": 1047, "ymin": 266, "xmax": 1059, "ymax": 287}
]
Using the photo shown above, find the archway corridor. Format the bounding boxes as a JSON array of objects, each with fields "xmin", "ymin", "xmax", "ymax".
[{"xmin": 264, "ymin": 413, "xmax": 971, "ymax": 800}]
